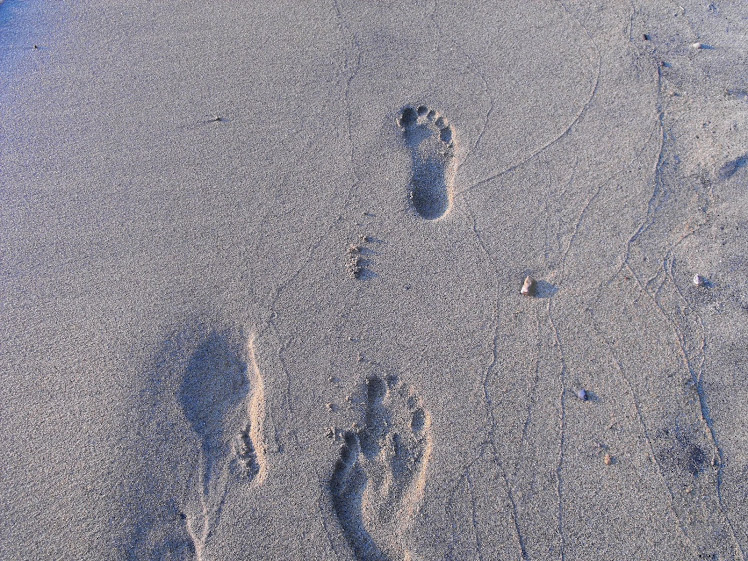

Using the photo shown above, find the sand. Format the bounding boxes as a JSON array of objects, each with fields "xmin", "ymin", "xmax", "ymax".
[{"xmin": 1, "ymin": 1, "xmax": 746, "ymax": 559}]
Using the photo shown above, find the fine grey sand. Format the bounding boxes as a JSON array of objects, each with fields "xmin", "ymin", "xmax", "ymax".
[{"xmin": 1, "ymin": 1, "xmax": 746, "ymax": 560}]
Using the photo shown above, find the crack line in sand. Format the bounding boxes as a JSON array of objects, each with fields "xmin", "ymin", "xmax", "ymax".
[
  {"xmin": 587, "ymin": 305, "xmax": 699, "ymax": 555},
  {"xmin": 429, "ymin": 0, "xmax": 495, "ymax": 177},
  {"xmin": 547, "ymin": 306, "xmax": 567, "ymax": 561},
  {"xmin": 331, "ymin": 0, "xmax": 363, "ymax": 215},
  {"xmin": 485, "ymin": 444, "xmax": 530, "ymax": 560},
  {"xmin": 454, "ymin": 0, "xmax": 602, "ymax": 199},
  {"xmin": 465, "ymin": 468, "xmax": 485, "ymax": 561},
  {"xmin": 624, "ymin": 262, "xmax": 746, "ymax": 560},
  {"xmin": 444, "ymin": 470, "xmax": 468, "ymax": 560},
  {"xmin": 514, "ymin": 310, "xmax": 543, "ymax": 482},
  {"xmin": 463, "ymin": 200, "xmax": 529, "ymax": 560},
  {"xmin": 612, "ymin": 54, "xmax": 745, "ymax": 553},
  {"xmin": 445, "ymin": 465, "xmax": 481, "ymax": 561},
  {"xmin": 255, "ymin": 1, "xmax": 367, "ymax": 455}
]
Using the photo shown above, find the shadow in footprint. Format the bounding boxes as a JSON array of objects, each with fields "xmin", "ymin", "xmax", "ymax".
[
  {"xmin": 331, "ymin": 432, "xmax": 389, "ymax": 561},
  {"xmin": 718, "ymin": 153, "xmax": 747, "ymax": 180},
  {"xmin": 331, "ymin": 375, "xmax": 431, "ymax": 561},
  {"xmin": 177, "ymin": 331, "xmax": 249, "ymax": 493},
  {"xmin": 397, "ymin": 105, "xmax": 456, "ymax": 220}
]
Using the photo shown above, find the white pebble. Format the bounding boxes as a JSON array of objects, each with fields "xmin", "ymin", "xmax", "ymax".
[
  {"xmin": 693, "ymin": 274, "xmax": 705, "ymax": 286},
  {"xmin": 691, "ymin": 42, "xmax": 703, "ymax": 50}
]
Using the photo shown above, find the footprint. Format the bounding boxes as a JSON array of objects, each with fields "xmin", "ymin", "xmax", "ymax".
[
  {"xmin": 177, "ymin": 330, "xmax": 267, "ymax": 559},
  {"xmin": 331, "ymin": 375, "xmax": 432, "ymax": 561},
  {"xmin": 397, "ymin": 105, "xmax": 456, "ymax": 220}
]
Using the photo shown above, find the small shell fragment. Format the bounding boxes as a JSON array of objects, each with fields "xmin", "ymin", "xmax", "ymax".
[
  {"xmin": 604, "ymin": 453, "xmax": 613, "ymax": 465},
  {"xmin": 577, "ymin": 389, "xmax": 589, "ymax": 401},
  {"xmin": 693, "ymin": 274, "xmax": 705, "ymax": 286},
  {"xmin": 520, "ymin": 276, "xmax": 536, "ymax": 297},
  {"xmin": 691, "ymin": 42, "xmax": 703, "ymax": 50}
]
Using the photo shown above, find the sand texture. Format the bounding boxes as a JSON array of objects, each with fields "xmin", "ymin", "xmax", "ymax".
[{"xmin": 1, "ymin": 1, "xmax": 746, "ymax": 560}]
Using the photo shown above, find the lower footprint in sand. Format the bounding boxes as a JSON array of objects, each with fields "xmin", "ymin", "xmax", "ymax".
[
  {"xmin": 177, "ymin": 331, "xmax": 267, "ymax": 559},
  {"xmin": 331, "ymin": 375, "xmax": 432, "ymax": 561},
  {"xmin": 397, "ymin": 105, "xmax": 456, "ymax": 220}
]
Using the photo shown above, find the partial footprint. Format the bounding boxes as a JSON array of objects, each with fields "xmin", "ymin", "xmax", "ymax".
[
  {"xmin": 331, "ymin": 375, "xmax": 432, "ymax": 561},
  {"xmin": 177, "ymin": 330, "xmax": 267, "ymax": 560},
  {"xmin": 397, "ymin": 105, "xmax": 456, "ymax": 220}
]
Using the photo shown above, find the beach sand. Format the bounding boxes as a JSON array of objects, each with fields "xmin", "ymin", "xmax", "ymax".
[{"xmin": 1, "ymin": 1, "xmax": 746, "ymax": 559}]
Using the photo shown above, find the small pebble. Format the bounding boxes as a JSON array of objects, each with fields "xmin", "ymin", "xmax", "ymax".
[
  {"xmin": 520, "ymin": 276, "xmax": 536, "ymax": 297},
  {"xmin": 643, "ymin": 33, "xmax": 650, "ymax": 41},
  {"xmin": 604, "ymin": 453, "xmax": 613, "ymax": 465},
  {"xmin": 577, "ymin": 389, "xmax": 589, "ymax": 401},
  {"xmin": 693, "ymin": 274, "xmax": 705, "ymax": 286},
  {"xmin": 691, "ymin": 42, "xmax": 703, "ymax": 50}
]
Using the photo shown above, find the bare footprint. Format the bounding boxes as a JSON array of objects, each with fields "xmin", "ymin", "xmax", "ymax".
[
  {"xmin": 177, "ymin": 331, "xmax": 267, "ymax": 560},
  {"xmin": 396, "ymin": 105, "xmax": 456, "ymax": 220},
  {"xmin": 331, "ymin": 375, "xmax": 432, "ymax": 561}
]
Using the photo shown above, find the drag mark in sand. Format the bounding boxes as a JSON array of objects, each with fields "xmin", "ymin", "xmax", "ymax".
[
  {"xmin": 331, "ymin": 375, "xmax": 432, "ymax": 561},
  {"xmin": 178, "ymin": 331, "xmax": 267, "ymax": 560},
  {"xmin": 397, "ymin": 105, "xmax": 456, "ymax": 220}
]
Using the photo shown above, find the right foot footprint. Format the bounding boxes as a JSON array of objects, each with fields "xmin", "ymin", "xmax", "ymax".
[
  {"xmin": 331, "ymin": 375, "xmax": 432, "ymax": 561},
  {"xmin": 397, "ymin": 105, "xmax": 456, "ymax": 220}
]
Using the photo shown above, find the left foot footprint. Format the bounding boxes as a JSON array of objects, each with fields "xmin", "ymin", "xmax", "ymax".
[{"xmin": 177, "ymin": 330, "xmax": 267, "ymax": 559}]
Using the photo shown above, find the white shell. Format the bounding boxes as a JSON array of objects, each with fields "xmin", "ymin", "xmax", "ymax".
[
  {"xmin": 691, "ymin": 42, "xmax": 703, "ymax": 50},
  {"xmin": 693, "ymin": 274, "xmax": 704, "ymax": 286}
]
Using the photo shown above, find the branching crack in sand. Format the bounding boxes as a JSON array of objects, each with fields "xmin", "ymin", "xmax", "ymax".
[
  {"xmin": 464, "ymin": 469, "xmax": 485, "ymax": 561},
  {"xmin": 454, "ymin": 1, "xmax": 601, "ymax": 199},
  {"xmin": 621, "ymin": 263, "xmax": 746, "ymax": 559},
  {"xmin": 587, "ymin": 307, "xmax": 698, "ymax": 555},
  {"xmin": 445, "ymin": 444, "xmax": 528, "ymax": 561},
  {"xmin": 260, "ymin": 225, "xmax": 331, "ymax": 451},
  {"xmin": 515, "ymin": 310, "xmax": 543, "ymax": 479},
  {"xmin": 611, "ymin": 56, "xmax": 745, "ymax": 555}
]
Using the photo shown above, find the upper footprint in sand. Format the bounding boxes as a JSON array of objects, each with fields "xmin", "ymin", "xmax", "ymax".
[
  {"xmin": 397, "ymin": 105, "xmax": 456, "ymax": 220},
  {"xmin": 331, "ymin": 375, "xmax": 432, "ymax": 561}
]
